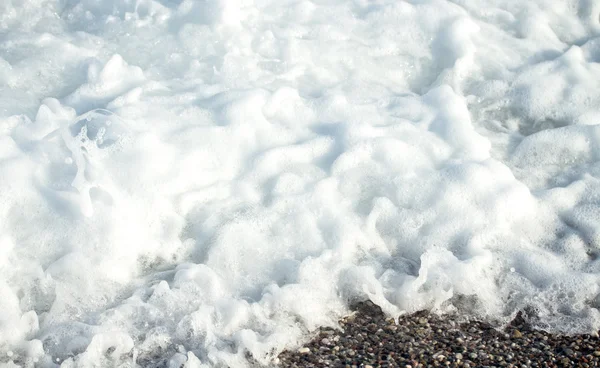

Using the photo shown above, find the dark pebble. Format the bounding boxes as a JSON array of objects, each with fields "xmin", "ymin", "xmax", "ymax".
[{"xmin": 278, "ymin": 301, "xmax": 600, "ymax": 367}]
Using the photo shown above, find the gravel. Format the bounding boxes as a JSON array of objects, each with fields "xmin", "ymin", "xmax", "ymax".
[{"xmin": 277, "ymin": 301, "xmax": 600, "ymax": 367}]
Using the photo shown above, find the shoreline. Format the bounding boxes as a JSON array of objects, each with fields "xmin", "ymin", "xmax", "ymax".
[{"xmin": 277, "ymin": 301, "xmax": 600, "ymax": 367}]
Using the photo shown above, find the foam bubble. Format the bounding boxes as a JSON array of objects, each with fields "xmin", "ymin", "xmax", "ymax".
[{"xmin": 3, "ymin": 0, "xmax": 600, "ymax": 366}]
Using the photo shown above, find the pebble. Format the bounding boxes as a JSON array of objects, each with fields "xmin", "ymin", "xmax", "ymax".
[
  {"xmin": 432, "ymin": 351, "xmax": 445, "ymax": 359},
  {"xmin": 277, "ymin": 301, "xmax": 600, "ymax": 368}
]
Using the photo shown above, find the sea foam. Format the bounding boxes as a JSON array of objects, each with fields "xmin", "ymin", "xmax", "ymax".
[{"xmin": 1, "ymin": 0, "xmax": 600, "ymax": 366}]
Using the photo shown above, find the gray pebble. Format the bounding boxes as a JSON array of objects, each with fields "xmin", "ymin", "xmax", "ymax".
[{"xmin": 277, "ymin": 302, "xmax": 600, "ymax": 368}]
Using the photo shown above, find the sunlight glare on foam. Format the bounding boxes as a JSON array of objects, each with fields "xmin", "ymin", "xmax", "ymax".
[{"xmin": 2, "ymin": 0, "xmax": 600, "ymax": 366}]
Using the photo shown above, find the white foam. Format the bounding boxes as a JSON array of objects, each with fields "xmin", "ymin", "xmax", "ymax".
[{"xmin": 2, "ymin": 0, "xmax": 600, "ymax": 366}]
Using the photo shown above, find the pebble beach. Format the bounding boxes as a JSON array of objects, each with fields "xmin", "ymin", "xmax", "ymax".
[
  {"xmin": 4, "ymin": 1, "xmax": 600, "ymax": 366},
  {"xmin": 278, "ymin": 302, "xmax": 600, "ymax": 368}
]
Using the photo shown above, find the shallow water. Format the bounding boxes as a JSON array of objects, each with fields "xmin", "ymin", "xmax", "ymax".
[{"xmin": 1, "ymin": 0, "xmax": 600, "ymax": 366}]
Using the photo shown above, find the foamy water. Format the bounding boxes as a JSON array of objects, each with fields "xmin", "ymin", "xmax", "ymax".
[{"xmin": 1, "ymin": 0, "xmax": 600, "ymax": 366}]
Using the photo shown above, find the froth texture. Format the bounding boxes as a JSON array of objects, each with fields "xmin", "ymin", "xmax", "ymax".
[{"xmin": 1, "ymin": 0, "xmax": 600, "ymax": 366}]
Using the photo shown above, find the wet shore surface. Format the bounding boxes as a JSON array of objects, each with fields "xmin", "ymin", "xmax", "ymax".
[{"xmin": 277, "ymin": 302, "xmax": 600, "ymax": 368}]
